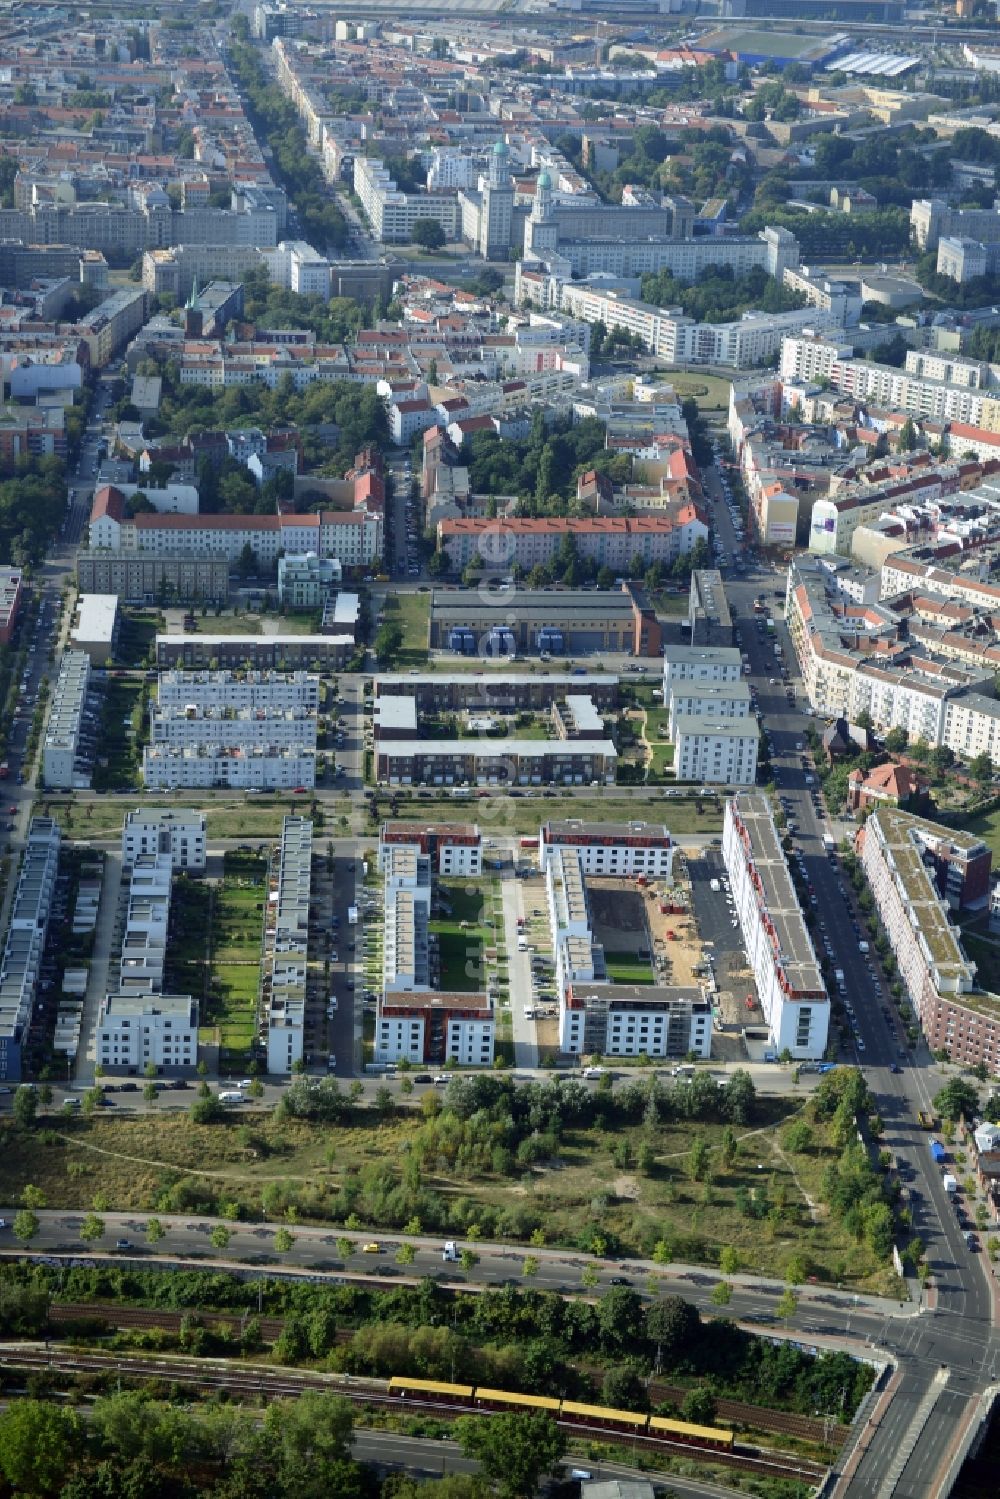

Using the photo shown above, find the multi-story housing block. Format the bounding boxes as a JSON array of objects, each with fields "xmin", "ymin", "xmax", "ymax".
[
  {"xmin": 723, "ymin": 794, "xmax": 829, "ymax": 1060},
  {"xmin": 0, "ymin": 818, "xmax": 61, "ymax": 1081}
]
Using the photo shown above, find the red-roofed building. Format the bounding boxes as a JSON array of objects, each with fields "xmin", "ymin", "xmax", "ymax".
[
  {"xmin": 848, "ymin": 762, "xmax": 925, "ymax": 816},
  {"xmin": 437, "ymin": 510, "xmax": 709, "ymax": 571}
]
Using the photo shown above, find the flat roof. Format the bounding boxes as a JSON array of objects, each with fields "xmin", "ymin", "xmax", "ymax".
[
  {"xmin": 544, "ymin": 819, "xmax": 670, "ymax": 842},
  {"xmin": 673, "ymin": 714, "xmax": 758, "ymax": 738},
  {"xmin": 729, "ymin": 793, "xmax": 825, "ymax": 997},
  {"xmin": 663, "ymin": 643, "xmax": 742, "ymax": 665},
  {"xmin": 866, "ymin": 808, "xmax": 980, "ymax": 977},
  {"xmin": 72, "ymin": 593, "xmax": 118, "ymax": 641},
  {"xmin": 375, "ymin": 696, "xmax": 419, "ymax": 732},
  {"xmin": 377, "ymin": 739, "xmax": 617, "ymax": 758}
]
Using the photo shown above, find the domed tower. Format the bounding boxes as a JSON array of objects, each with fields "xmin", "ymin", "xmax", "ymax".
[
  {"xmin": 525, "ymin": 169, "xmax": 557, "ymax": 257},
  {"xmin": 478, "ymin": 138, "xmax": 514, "ymax": 261}
]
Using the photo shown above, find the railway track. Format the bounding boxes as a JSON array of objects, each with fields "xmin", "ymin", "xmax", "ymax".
[
  {"xmin": 47, "ymin": 1303, "xmax": 848, "ymax": 1447},
  {"xmin": 0, "ymin": 1346, "xmax": 828, "ymax": 1486}
]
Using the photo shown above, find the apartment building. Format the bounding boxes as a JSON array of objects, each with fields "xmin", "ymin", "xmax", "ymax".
[
  {"xmin": 149, "ymin": 706, "xmax": 317, "ymax": 753},
  {"xmin": 559, "ymin": 284, "xmax": 843, "ymax": 369},
  {"xmin": 69, "ymin": 594, "xmax": 120, "ymax": 666},
  {"xmin": 723, "ymin": 794, "xmax": 829, "ymax": 1060},
  {"xmin": 781, "ymin": 334, "xmax": 1000, "ymax": 434},
  {"xmin": 354, "ymin": 156, "xmax": 459, "ymax": 244},
  {"xmin": 673, "ymin": 716, "xmax": 758, "ymax": 785},
  {"xmin": 42, "ymin": 652, "xmax": 92, "ymax": 791},
  {"xmin": 538, "ymin": 819, "xmax": 674, "ymax": 879},
  {"xmin": 0, "ymin": 568, "xmax": 22, "ymax": 646},
  {"xmin": 0, "ymin": 818, "xmax": 61, "ymax": 1082},
  {"xmin": 662, "ymin": 644, "xmax": 742, "ymax": 696},
  {"xmin": 122, "ymin": 810, "xmax": 207, "ymax": 874},
  {"xmin": 97, "ymin": 994, "xmax": 199, "ymax": 1074},
  {"xmin": 77, "ymin": 552, "xmax": 230, "ymax": 606},
  {"xmin": 76, "ymin": 287, "xmax": 149, "ymax": 368},
  {"xmin": 688, "ymin": 569, "xmax": 733, "ymax": 649},
  {"xmin": 378, "ymin": 822, "xmax": 483, "ymax": 877},
  {"xmin": 143, "ymin": 744, "xmax": 316, "ymax": 791},
  {"xmin": 858, "ymin": 807, "xmax": 1000, "ymax": 1071},
  {"xmin": 115, "ymin": 853, "xmax": 172, "ymax": 998},
  {"xmin": 375, "ymin": 733, "xmax": 617, "ymax": 787},
  {"xmin": 377, "ymin": 840, "xmax": 494, "ymax": 1066},
  {"xmin": 155, "ymin": 634, "xmax": 352, "ymax": 671},
  {"xmin": 544, "ymin": 845, "xmax": 710, "ymax": 1058},
  {"xmin": 156, "ymin": 670, "xmax": 320, "ymax": 713},
  {"xmin": 437, "ymin": 512, "xmax": 708, "ymax": 573},
  {"xmin": 375, "ymin": 673, "xmax": 620, "ymax": 715},
  {"xmin": 667, "ymin": 681, "xmax": 752, "ymax": 738},
  {"xmin": 261, "ymin": 816, "xmax": 311, "ymax": 1074},
  {"xmin": 277, "ymin": 552, "xmax": 342, "ymax": 609},
  {"xmin": 89, "ymin": 489, "xmax": 383, "ymax": 571}
]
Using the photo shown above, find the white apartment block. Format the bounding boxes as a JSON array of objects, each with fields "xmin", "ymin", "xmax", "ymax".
[
  {"xmin": 91, "ymin": 507, "xmax": 382, "ymax": 572},
  {"xmin": 261, "ymin": 239, "xmax": 332, "ymax": 298},
  {"xmin": 538, "ymin": 819, "xmax": 674, "ymax": 879},
  {"xmin": 97, "ymin": 993, "xmax": 198, "ymax": 1073},
  {"xmin": 780, "ymin": 334, "xmax": 1000, "ymax": 431},
  {"xmin": 121, "ymin": 809, "xmax": 206, "ymax": 873},
  {"xmin": 378, "ymin": 822, "xmax": 483, "ymax": 878},
  {"xmin": 353, "ymin": 156, "xmax": 459, "ymax": 244},
  {"xmin": 667, "ymin": 680, "xmax": 752, "ymax": 739},
  {"xmin": 723, "ymin": 794, "xmax": 830, "ymax": 1059},
  {"xmin": 262, "ymin": 816, "xmax": 311, "ymax": 1074},
  {"xmin": 0, "ymin": 817, "xmax": 60, "ymax": 1082},
  {"xmin": 383, "ymin": 845, "xmax": 432, "ymax": 994},
  {"xmin": 376, "ymin": 997, "xmax": 495, "ymax": 1067},
  {"xmin": 156, "ymin": 670, "xmax": 320, "ymax": 713},
  {"xmin": 559, "ymin": 284, "xmax": 842, "ymax": 370},
  {"xmin": 42, "ymin": 651, "xmax": 91, "ymax": 791},
  {"xmin": 662, "ymin": 644, "xmax": 742, "ymax": 697},
  {"xmin": 149, "ymin": 707, "xmax": 317, "ymax": 752},
  {"xmin": 673, "ymin": 716, "xmax": 758, "ymax": 785},
  {"xmin": 143, "ymin": 745, "xmax": 316, "ymax": 791}
]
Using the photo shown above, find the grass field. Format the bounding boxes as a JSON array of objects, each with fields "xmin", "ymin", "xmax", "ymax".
[
  {"xmin": 963, "ymin": 805, "xmax": 1000, "ymax": 861},
  {"xmin": 406, "ymin": 792, "xmax": 721, "ymax": 838},
  {"xmin": 36, "ymin": 797, "xmax": 293, "ymax": 842},
  {"xmin": 431, "ymin": 881, "xmax": 498, "ymax": 991},
  {"xmin": 2, "ymin": 1099, "xmax": 897, "ymax": 1289},
  {"xmin": 604, "ymin": 952, "xmax": 655, "ymax": 984},
  {"xmin": 703, "ymin": 26, "xmax": 820, "ymax": 57},
  {"xmin": 382, "ymin": 592, "xmax": 430, "ymax": 667},
  {"xmin": 117, "ymin": 611, "xmax": 163, "ymax": 668},
  {"xmin": 659, "ymin": 372, "xmax": 732, "ymax": 411},
  {"xmin": 91, "ymin": 677, "xmax": 146, "ymax": 793},
  {"xmin": 188, "ymin": 853, "xmax": 268, "ymax": 1057}
]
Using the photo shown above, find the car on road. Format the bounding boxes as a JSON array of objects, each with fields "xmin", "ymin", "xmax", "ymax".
[
  {"xmin": 362, "ymin": 1241, "xmax": 381, "ymax": 1253},
  {"xmin": 115, "ymin": 1239, "xmax": 133, "ymax": 1250}
]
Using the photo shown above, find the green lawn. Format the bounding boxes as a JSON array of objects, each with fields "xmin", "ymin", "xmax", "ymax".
[
  {"xmin": 200, "ymin": 854, "xmax": 268, "ymax": 1057},
  {"xmin": 90, "ymin": 677, "xmax": 147, "ymax": 792},
  {"xmin": 117, "ymin": 611, "xmax": 164, "ymax": 668},
  {"xmin": 659, "ymin": 372, "xmax": 732, "ymax": 411},
  {"xmin": 382, "ymin": 592, "xmax": 430, "ymax": 668},
  {"xmin": 963, "ymin": 805, "xmax": 1000, "ymax": 861},
  {"xmin": 604, "ymin": 951, "xmax": 655, "ymax": 985},
  {"xmin": 431, "ymin": 879, "xmax": 499, "ymax": 992}
]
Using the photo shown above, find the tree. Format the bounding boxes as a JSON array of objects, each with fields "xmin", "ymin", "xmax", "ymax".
[
  {"xmin": 12, "ymin": 1209, "xmax": 39, "ymax": 1245},
  {"xmin": 413, "ymin": 219, "xmax": 446, "ymax": 250},
  {"xmin": 645, "ymin": 1296, "xmax": 699, "ymax": 1365},
  {"xmin": 143, "ymin": 1081, "xmax": 158, "ymax": 1106},
  {"xmin": 602, "ymin": 1365, "xmax": 649, "ymax": 1410},
  {"xmin": 719, "ymin": 1245, "xmax": 739, "ymax": 1275},
  {"xmin": 145, "ymin": 1217, "xmax": 165, "ymax": 1245},
  {"xmin": 21, "ymin": 1185, "xmax": 45, "ymax": 1210},
  {"xmin": 0, "ymin": 1401, "xmax": 80, "ymax": 1496},
  {"xmin": 934, "ymin": 1078, "xmax": 980, "ymax": 1122},
  {"xmin": 899, "ymin": 417, "xmax": 917, "ymax": 452},
  {"xmin": 211, "ymin": 1224, "xmax": 232, "ymax": 1251},
  {"xmin": 522, "ymin": 1255, "xmax": 539, "ymax": 1279},
  {"xmin": 12, "ymin": 1085, "xmax": 37, "ymax": 1129},
  {"xmin": 682, "ymin": 1387, "xmax": 717, "ymax": 1426},
  {"xmin": 776, "ymin": 1288, "xmax": 798, "ymax": 1322},
  {"xmin": 274, "ymin": 1227, "xmax": 295, "ymax": 1252},
  {"xmin": 784, "ymin": 1120, "xmax": 814, "ymax": 1154},
  {"xmin": 969, "ymin": 751, "xmax": 994, "ymax": 784},
  {"xmin": 884, "ymin": 727, "xmax": 908, "ymax": 754},
  {"xmin": 264, "ymin": 1391, "xmax": 355, "ymax": 1495},
  {"xmin": 455, "ymin": 1413, "xmax": 566, "ymax": 1499},
  {"xmin": 80, "ymin": 1213, "xmax": 105, "ymax": 1244},
  {"xmin": 688, "ymin": 1137, "xmax": 711, "ymax": 1181},
  {"xmin": 710, "ymin": 1280, "xmax": 732, "ymax": 1307}
]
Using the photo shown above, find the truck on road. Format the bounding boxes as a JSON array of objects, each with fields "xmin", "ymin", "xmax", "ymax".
[
  {"xmin": 834, "ymin": 969, "xmax": 846, "ymax": 992},
  {"xmin": 822, "ymin": 833, "xmax": 836, "ymax": 853},
  {"xmin": 348, "ymin": 905, "xmax": 358, "ymax": 926}
]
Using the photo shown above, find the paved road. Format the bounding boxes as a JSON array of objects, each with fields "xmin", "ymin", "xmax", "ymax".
[{"xmin": 701, "ymin": 462, "xmax": 996, "ymax": 1497}]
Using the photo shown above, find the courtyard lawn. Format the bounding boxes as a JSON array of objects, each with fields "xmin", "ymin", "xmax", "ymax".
[
  {"xmin": 660, "ymin": 372, "xmax": 732, "ymax": 411},
  {"xmin": 382, "ymin": 592, "xmax": 430, "ymax": 667},
  {"xmin": 198, "ymin": 854, "xmax": 268, "ymax": 1057},
  {"xmin": 90, "ymin": 677, "xmax": 147, "ymax": 793},
  {"xmin": 431, "ymin": 879, "xmax": 499, "ymax": 992},
  {"xmin": 117, "ymin": 611, "xmax": 164, "ymax": 668},
  {"xmin": 604, "ymin": 951, "xmax": 655, "ymax": 985},
  {"xmin": 964, "ymin": 804, "xmax": 1000, "ymax": 862}
]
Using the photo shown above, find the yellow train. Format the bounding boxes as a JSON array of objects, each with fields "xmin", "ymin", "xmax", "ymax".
[{"xmin": 386, "ymin": 1377, "xmax": 735, "ymax": 1454}]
